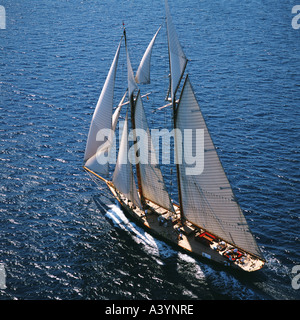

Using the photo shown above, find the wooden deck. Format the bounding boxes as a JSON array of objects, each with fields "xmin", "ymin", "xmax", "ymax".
[{"xmin": 107, "ymin": 183, "xmax": 265, "ymax": 272}]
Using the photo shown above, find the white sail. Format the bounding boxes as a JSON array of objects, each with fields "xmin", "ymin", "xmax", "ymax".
[
  {"xmin": 103, "ymin": 91, "xmax": 128, "ymax": 166},
  {"xmin": 135, "ymin": 26, "xmax": 161, "ymax": 84},
  {"xmin": 113, "ymin": 112, "xmax": 142, "ymax": 209},
  {"xmin": 125, "ymin": 37, "xmax": 138, "ymax": 98},
  {"xmin": 175, "ymin": 76, "xmax": 263, "ymax": 258},
  {"xmin": 165, "ymin": 0, "xmax": 187, "ymax": 99},
  {"xmin": 84, "ymin": 40, "xmax": 122, "ymax": 176},
  {"xmin": 112, "ymin": 91, "xmax": 127, "ymax": 132},
  {"xmin": 134, "ymin": 92, "xmax": 174, "ymax": 213}
]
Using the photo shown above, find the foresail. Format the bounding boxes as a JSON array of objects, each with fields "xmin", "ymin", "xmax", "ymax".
[
  {"xmin": 113, "ymin": 112, "xmax": 142, "ymax": 209},
  {"xmin": 135, "ymin": 26, "xmax": 161, "ymax": 84},
  {"xmin": 175, "ymin": 76, "xmax": 263, "ymax": 259},
  {"xmin": 165, "ymin": 0, "xmax": 187, "ymax": 99},
  {"xmin": 134, "ymin": 92, "xmax": 174, "ymax": 213},
  {"xmin": 84, "ymin": 40, "xmax": 121, "ymax": 176}
]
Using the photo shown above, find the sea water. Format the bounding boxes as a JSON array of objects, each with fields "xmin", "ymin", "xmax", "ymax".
[{"xmin": 0, "ymin": 0, "xmax": 299, "ymax": 300}]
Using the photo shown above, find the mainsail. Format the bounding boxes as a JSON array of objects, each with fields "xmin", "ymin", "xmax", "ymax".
[
  {"xmin": 135, "ymin": 26, "xmax": 162, "ymax": 84},
  {"xmin": 175, "ymin": 76, "xmax": 263, "ymax": 259},
  {"xmin": 134, "ymin": 92, "xmax": 175, "ymax": 213},
  {"xmin": 84, "ymin": 40, "xmax": 122, "ymax": 176}
]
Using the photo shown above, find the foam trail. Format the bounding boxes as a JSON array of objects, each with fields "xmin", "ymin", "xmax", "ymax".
[
  {"xmin": 104, "ymin": 203, "xmax": 260, "ymax": 299},
  {"xmin": 104, "ymin": 203, "xmax": 177, "ymax": 263},
  {"xmin": 105, "ymin": 205, "xmax": 158, "ymax": 246}
]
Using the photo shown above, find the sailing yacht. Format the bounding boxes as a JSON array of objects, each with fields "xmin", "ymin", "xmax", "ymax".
[{"xmin": 83, "ymin": 0, "xmax": 265, "ymax": 272}]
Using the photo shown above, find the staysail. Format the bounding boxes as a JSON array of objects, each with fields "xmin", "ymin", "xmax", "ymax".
[
  {"xmin": 112, "ymin": 112, "xmax": 142, "ymax": 209},
  {"xmin": 175, "ymin": 76, "xmax": 263, "ymax": 259},
  {"xmin": 134, "ymin": 92, "xmax": 175, "ymax": 213},
  {"xmin": 135, "ymin": 26, "xmax": 162, "ymax": 84},
  {"xmin": 165, "ymin": 0, "xmax": 187, "ymax": 99},
  {"xmin": 84, "ymin": 40, "xmax": 122, "ymax": 176}
]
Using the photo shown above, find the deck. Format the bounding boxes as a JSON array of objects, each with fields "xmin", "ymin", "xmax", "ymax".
[{"xmin": 107, "ymin": 183, "xmax": 265, "ymax": 272}]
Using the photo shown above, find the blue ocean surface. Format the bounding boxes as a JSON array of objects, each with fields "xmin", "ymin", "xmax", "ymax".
[{"xmin": 0, "ymin": 0, "xmax": 299, "ymax": 300}]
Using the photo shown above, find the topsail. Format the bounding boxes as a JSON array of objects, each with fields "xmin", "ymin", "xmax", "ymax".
[
  {"xmin": 165, "ymin": 0, "xmax": 187, "ymax": 99},
  {"xmin": 135, "ymin": 26, "xmax": 161, "ymax": 84}
]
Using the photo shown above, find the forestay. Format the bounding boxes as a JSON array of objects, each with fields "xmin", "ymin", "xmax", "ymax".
[{"xmin": 175, "ymin": 76, "xmax": 263, "ymax": 259}]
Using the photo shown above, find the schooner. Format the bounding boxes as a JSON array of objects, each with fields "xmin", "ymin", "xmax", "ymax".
[{"xmin": 83, "ymin": 0, "xmax": 265, "ymax": 272}]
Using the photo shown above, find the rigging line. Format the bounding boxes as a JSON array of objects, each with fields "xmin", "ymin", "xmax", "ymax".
[
  {"xmin": 193, "ymin": 181, "xmax": 228, "ymax": 238},
  {"xmin": 118, "ymin": 92, "xmax": 152, "ymax": 109},
  {"xmin": 194, "ymin": 190, "xmax": 249, "ymax": 231},
  {"xmin": 86, "ymin": 170, "xmax": 111, "ymax": 198}
]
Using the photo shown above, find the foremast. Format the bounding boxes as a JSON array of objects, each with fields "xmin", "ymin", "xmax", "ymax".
[{"xmin": 124, "ymin": 25, "xmax": 175, "ymax": 214}]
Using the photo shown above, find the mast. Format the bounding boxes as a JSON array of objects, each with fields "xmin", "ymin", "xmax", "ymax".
[
  {"xmin": 173, "ymin": 97, "xmax": 185, "ymax": 223},
  {"xmin": 112, "ymin": 110, "xmax": 142, "ymax": 209},
  {"xmin": 123, "ymin": 24, "xmax": 174, "ymax": 212},
  {"xmin": 164, "ymin": 1, "xmax": 263, "ymax": 262},
  {"xmin": 124, "ymin": 27, "xmax": 146, "ymax": 209},
  {"xmin": 165, "ymin": 0, "xmax": 188, "ymax": 223},
  {"xmin": 130, "ymin": 92, "xmax": 146, "ymax": 208}
]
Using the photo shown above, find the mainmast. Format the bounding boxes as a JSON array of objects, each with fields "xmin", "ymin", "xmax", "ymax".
[
  {"xmin": 172, "ymin": 95, "xmax": 185, "ymax": 223},
  {"xmin": 165, "ymin": 0, "xmax": 188, "ymax": 223},
  {"xmin": 130, "ymin": 93, "xmax": 146, "ymax": 209},
  {"xmin": 124, "ymin": 27, "xmax": 146, "ymax": 209}
]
